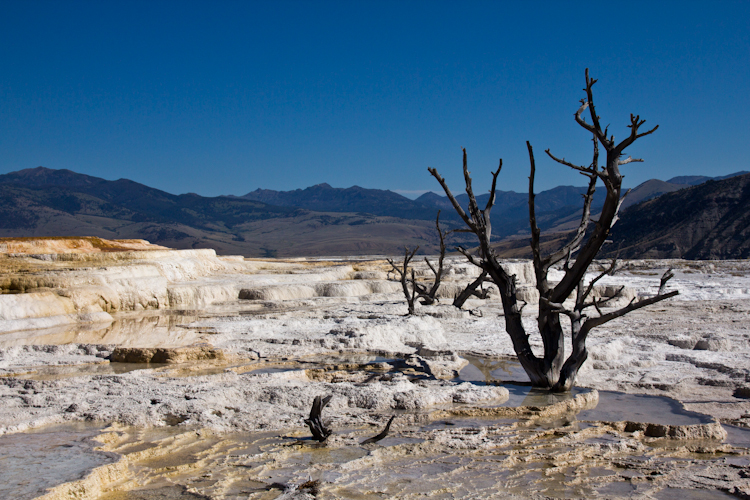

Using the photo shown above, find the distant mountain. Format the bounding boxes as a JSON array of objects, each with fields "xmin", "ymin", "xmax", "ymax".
[
  {"xmin": 416, "ymin": 186, "xmax": 597, "ymax": 215},
  {"xmin": 415, "ymin": 191, "xmax": 467, "ymax": 211},
  {"xmin": 666, "ymin": 175, "xmax": 712, "ymax": 186},
  {"xmin": 0, "ymin": 167, "xmax": 297, "ymax": 231},
  {"xmin": 2, "ymin": 166, "xmax": 748, "ymax": 258},
  {"xmin": 241, "ymin": 182, "xmax": 611, "ymax": 239},
  {"xmin": 621, "ymin": 179, "xmax": 690, "ymax": 209},
  {"xmin": 241, "ymin": 183, "xmax": 444, "ymax": 222},
  {"xmin": 607, "ymin": 173, "xmax": 750, "ymax": 259},
  {"xmin": 622, "ymin": 171, "xmax": 749, "ymax": 209},
  {"xmin": 415, "ymin": 171, "xmax": 750, "ymax": 220},
  {"xmin": 240, "ymin": 172, "xmax": 749, "ymax": 241},
  {"xmin": 0, "ymin": 167, "xmax": 441, "ymax": 256},
  {"xmin": 667, "ymin": 171, "xmax": 748, "ymax": 186},
  {"xmin": 415, "ymin": 190, "xmax": 520, "ymax": 212},
  {"xmin": 416, "ymin": 185, "xmax": 604, "ymax": 238}
]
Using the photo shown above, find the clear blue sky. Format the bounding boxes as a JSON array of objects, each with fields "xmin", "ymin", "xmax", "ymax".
[{"xmin": 1, "ymin": 1, "xmax": 749, "ymax": 198}]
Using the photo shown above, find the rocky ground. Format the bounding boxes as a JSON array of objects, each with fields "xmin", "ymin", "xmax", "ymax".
[{"xmin": 0, "ymin": 239, "xmax": 749, "ymax": 499}]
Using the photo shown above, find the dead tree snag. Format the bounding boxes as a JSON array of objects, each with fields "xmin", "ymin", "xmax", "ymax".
[
  {"xmin": 414, "ymin": 211, "xmax": 448, "ymax": 305},
  {"xmin": 304, "ymin": 395, "xmax": 333, "ymax": 442},
  {"xmin": 428, "ymin": 69, "xmax": 678, "ymax": 391},
  {"xmin": 387, "ymin": 246, "xmax": 419, "ymax": 315}
]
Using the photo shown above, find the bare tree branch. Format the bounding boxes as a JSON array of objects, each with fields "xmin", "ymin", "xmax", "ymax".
[
  {"xmin": 578, "ymin": 256, "xmax": 618, "ymax": 308},
  {"xmin": 540, "ymin": 297, "xmax": 577, "ymax": 320},
  {"xmin": 605, "ymin": 188, "xmax": 630, "ymax": 230},
  {"xmin": 463, "ymin": 148, "xmax": 481, "ymax": 224},
  {"xmin": 617, "ymin": 156, "xmax": 643, "ymax": 165},
  {"xmin": 574, "ymin": 100, "xmax": 598, "ymax": 137},
  {"xmin": 427, "ymin": 166, "xmax": 474, "ymax": 230},
  {"xmin": 613, "ymin": 114, "xmax": 659, "ymax": 157},
  {"xmin": 456, "ymin": 246, "xmax": 482, "ymax": 268},
  {"xmin": 541, "ymin": 135, "xmax": 599, "ymax": 273},
  {"xmin": 528, "ymin": 142, "xmax": 544, "ymax": 293},
  {"xmin": 581, "ymin": 285, "xmax": 626, "ymax": 312},
  {"xmin": 453, "ymin": 270, "xmax": 490, "ymax": 309},
  {"xmin": 574, "ymin": 69, "xmax": 610, "ymax": 149},
  {"xmin": 483, "ymin": 159, "xmax": 503, "ymax": 238},
  {"xmin": 582, "ymin": 290, "xmax": 678, "ymax": 331},
  {"xmin": 545, "ymin": 149, "xmax": 598, "ymax": 177},
  {"xmin": 424, "ymin": 257, "xmax": 438, "ymax": 276},
  {"xmin": 585, "ymin": 69, "xmax": 614, "ymax": 150},
  {"xmin": 518, "ymin": 299, "xmax": 528, "ymax": 313},
  {"xmin": 485, "ymin": 159, "xmax": 503, "ymax": 212}
]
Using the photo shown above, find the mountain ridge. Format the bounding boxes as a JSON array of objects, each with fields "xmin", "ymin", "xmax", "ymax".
[
  {"xmin": 241, "ymin": 182, "xmax": 443, "ymax": 221},
  {"xmin": 0, "ymin": 167, "xmax": 442, "ymax": 257},
  {"xmin": 607, "ymin": 173, "xmax": 750, "ymax": 259},
  {"xmin": 1, "ymin": 166, "xmax": 748, "ymax": 258}
]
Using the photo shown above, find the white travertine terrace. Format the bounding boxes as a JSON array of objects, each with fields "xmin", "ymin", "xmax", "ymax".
[{"xmin": 1, "ymin": 239, "xmax": 749, "ymax": 498}]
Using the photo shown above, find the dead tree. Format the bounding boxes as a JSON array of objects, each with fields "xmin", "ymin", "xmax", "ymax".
[
  {"xmin": 304, "ymin": 395, "xmax": 333, "ymax": 442},
  {"xmin": 414, "ymin": 210, "xmax": 490, "ymax": 308},
  {"xmin": 414, "ymin": 211, "xmax": 448, "ymax": 305},
  {"xmin": 428, "ymin": 69, "xmax": 678, "ymax": 391},
  {"xmin": 452, "ymin": 270, "xmax": 490, "ymax": 309},
  {"xmin": 387, "ymin": 246, "xmax": 419, "ymax": 315}
]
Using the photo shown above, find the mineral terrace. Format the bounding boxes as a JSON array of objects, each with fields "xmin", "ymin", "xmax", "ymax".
[{"xmin": 0, "ymin": 238, "xmax": 748, "ymax": 499}]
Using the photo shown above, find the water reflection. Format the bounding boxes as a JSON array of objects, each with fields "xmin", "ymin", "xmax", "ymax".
[
  {"xmin": 457, "ymin": 354, "xmax": 529, "ymax": 383},
  {"xmin": 457, "ymin": 354, "xmax": 716, "ymax": 426},
  {"xmin": 0, "ymin": 312, "xmax": 205, "ymax": 349},
  {"xmin": 0, "ymin": 422, "xmax": 113, "ymax": 500},
  {"xmin": 582, "ymin": 391, "xmax": 714, "ymax": 425},
  {"xmin": 4, "ymin": 361, "xmax": 171, "ymax": 381}
]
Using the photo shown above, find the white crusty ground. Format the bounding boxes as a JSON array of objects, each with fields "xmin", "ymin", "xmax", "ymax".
[{"xmin": 0, "ymin": 257, "xmax": 748, "ymax": 437}]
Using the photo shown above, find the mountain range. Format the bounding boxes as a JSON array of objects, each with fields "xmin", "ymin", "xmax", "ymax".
[
  {"xmin": 0, "ymin": 167, "xmax": 439, "ymax": 256},
  {"xmin": 606, "ymin": 173, "xmax": 750, "ymax": 259},
  {"xmin": 0, "ymin": 166, "xmax": 747, "ymax": 258},
  {"xmin": 240, "ymin": 181, "xmax": 608, "ymax": 237}
]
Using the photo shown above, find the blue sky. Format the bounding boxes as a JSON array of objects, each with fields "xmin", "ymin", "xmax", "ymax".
[{"xmin": 1, "ymin": 1, "xmax": 749, "ymax": 198}]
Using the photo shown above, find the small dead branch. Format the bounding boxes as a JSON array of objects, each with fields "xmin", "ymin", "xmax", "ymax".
[
  {"xmin": 304, "ymin": 395, "xmax": 333, "ymax": 442},
  {"xmin": 577, "ymin": 256, "xmax": 619, "ymax": 310},
  {"xmin": 268, "ymin": 478, "xmax": 320, "ymax": 497},
  {"xmin": 659, "ymin": 267, "xmax": 675, "ymax": 295},
  {"xmin": 361, "ymin": 415, "xmax": 396, "ymax": 444},
  {"xmin": 297, "ymin": 479, "xmax": 320, "ymax": 496}
]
